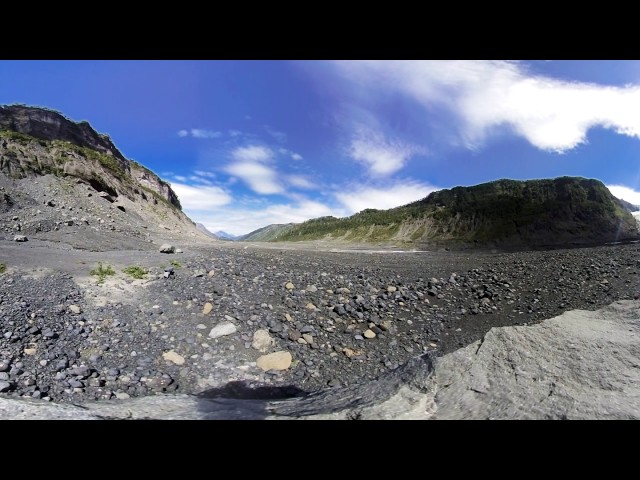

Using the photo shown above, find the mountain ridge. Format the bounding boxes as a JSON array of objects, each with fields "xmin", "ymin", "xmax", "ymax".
[{"xmin": 266, "ymin": 177, "xmax": 640, "ymax": 248}]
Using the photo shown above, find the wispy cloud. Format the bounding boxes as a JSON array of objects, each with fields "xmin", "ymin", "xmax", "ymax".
[
  {"xmin": 231, "ymin": 145, "xmax": 274, "ymax": 163},
  {"xmin": 278, "ymin": 147, "xmax": 303, "ymax": 161},
  {"xmin": 607, "ymin": 184, "xmax": 640, "ymax": 206},
  {"xmin": 285, "ymin": 175, "xmax": 315, "ymax": 189},
  {"xmin": 170, "ymin": 183, "xmax": 233, "ymax": 210},
  {"xmin": 329, "ymin": 60, "xmax": 640, "ymax": 153},
  {"xmin": 225, "ymin": 161, "xmax": 282, "ymax": 194},
  {"xmin": 349, "ymin": 128, "xmax": 424, "ymax": 176},
  {"xmin": 194, "ymin": 170, "xmax": 216, "ymax": 178},
  {"xmin": 335, "ymin": 180, "xmax": 439, "ymax": 214},
  {"xmin": 177, "ymin": 128, "xmax": 222, "ymax": 139},
  {"xmin": 265, "ymin": 125, "xmax": 287, "ymax": 143}
]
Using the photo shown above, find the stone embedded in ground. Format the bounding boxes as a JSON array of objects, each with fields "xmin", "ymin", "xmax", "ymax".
[
  {"xmin": 68, "ymin": 305, "xmax": 81, "ymax": 314},
  {"xmin": 162, "ymin": 351, "xmax": 185, "ymax": 365},
  {"xmin": 13, "ymin": 235, "xmax": 28, "ymax": 242},
  {"xmin": 363, "ymin": 329, "xmax": 376, "ymax": 339},
  {"xmin": 387, "ymin": 286, "xmax": 397, "ymax": 293},
  {"xmin": 302, "ymin": 333, "xmax": 314, "ymax": 344},
  {"xmin": 202, "ymin": 302, "xmax": 213, "ymax": 315},
  {"xmin": 256, "ymin": 351, "xmax": 292, "ymax": 371},
  {"xmin": 24, "ymin": 347, "xmax": 37, "ymax": 356},
  {"xmin": 208, "ymin": 321, "xmax": 237, "ymax": 339},
  {"xmin": 306, "ymin": 285, "xmax": 318, "ymax": 292},
  {"xmin": 159, "ymin": 244, "xmax": 176, "ymax": 253},
  {"xmin": 251, "ymin": 329, "xmax": 274, "ymax": 352},
  {"xmin": 285, "ymin": 282, "xmax": 294, "ymax": 290},
  {"xmin": 305, "ymin": 303, "xmax": 317, "ymax": 310}
]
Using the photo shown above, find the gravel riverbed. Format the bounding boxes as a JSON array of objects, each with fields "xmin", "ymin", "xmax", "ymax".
[{"xmin": 1, "ymin": 239, "xmax": 639, "ymax": 404}]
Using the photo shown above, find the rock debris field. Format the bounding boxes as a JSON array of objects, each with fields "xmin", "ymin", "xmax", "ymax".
[{"xmin": 1, "ymin": 238, "xmax": 640, "ymax": 407}]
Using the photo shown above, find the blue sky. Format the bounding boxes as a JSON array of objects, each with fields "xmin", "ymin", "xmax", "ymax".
[{"xmin": 3, "ymin": 60, "xmax": 640, "ymax": 235}]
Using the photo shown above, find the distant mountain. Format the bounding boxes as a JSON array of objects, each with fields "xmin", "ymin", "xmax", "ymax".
[
  {"xmin": 272, "ymin": 177, "xmax": 640, "ymax": 248},
  {"xmin": 195, "ymin": 223, "xmax": 219, "ymax": 239},
  {"xmin": 214, "ymin": 230, "xmax": 239, "ymax": 241},
  {"xmin": 617, "ymin": 197, "xmax": 639, "ymax": 213},
  {"xmin": 238, "ymin": 223, "xmax": 295, "ymax": 242}
]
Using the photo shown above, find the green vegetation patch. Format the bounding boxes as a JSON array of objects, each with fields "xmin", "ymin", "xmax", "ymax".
[
  {"xmin": 90, "ymin": 262, "xmax": 116, "ymax": 284},
  {"xmin": 52, "ymin": 140, "xmax": 126, "ymax": 180},
  {"xmin": 0, "ymin": 263, "xmax": 6, "ymax": 274},
  {"xmin": 0, "ymin": 129, "xmax": 38, "ymax": 145},
  {"xmin": 123, "ymin": 265, "xmax": 148, "ymax": 279},
  {"xmin": 170, "ymin": 260, "xmax": 181, "ymax": 268}
]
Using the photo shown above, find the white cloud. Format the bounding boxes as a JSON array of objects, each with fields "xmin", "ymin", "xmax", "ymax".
[
  {"xmin": 291, "ymin": 152, "xmax": 303, "ymax": 161},
  {"xmin": 225, "ymin": 161, "xmax": 282, "ymax": 194},
  {"xmin": 335, "ymin": 181, "xmax": 439, "ymax": 214},
  {"xmin": 607, "ymin": 185, "xmax": 640, "ymax": 206},
  {"xmin": 349, "ymin": 129, "xmax": 424, "ymax": 176},
  {"xmin": 170, "ymin": 183, "xmax": 233, "ymax": 210},
  {"xmin": 231, "ymin": 145, "xmax": 274, "ymax": 163},
  {"xmin": 173, "ymin": 175, "xmax": 187, "ymax": 182},
  {"xmin": 177, "ymin": 128, "xmax": 222, "ymax": 139},
  {"xmin": 194, "ymin": 170, "xmax": 216, "ymax": 178},
  {"xmin": 189, "ymin": 175, "xmax": 213, "ymax": 185},
  {"xmin": 229, "ymin": 130, "xmax": 242, "ymax": 137},
  {"xmin": 331, "ymin": 60, "xmax": 640, "ymax": 153},
  {"xmin": 191, "ymin": 128, "xmax": 222, "ymax": 139},
  {"xmin": 286, "ymin": 175, "xmax": 315, "ymax": 189}
]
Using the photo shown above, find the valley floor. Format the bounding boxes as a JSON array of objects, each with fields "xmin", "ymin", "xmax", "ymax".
[{"xmin": 1, "ymin": 236, "xmax": 640, "ymax": 409}]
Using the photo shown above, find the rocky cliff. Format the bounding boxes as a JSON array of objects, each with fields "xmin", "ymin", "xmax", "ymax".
[{"xmin": 0, "ymin": 104, "xmax": 207, "ymax": 249}]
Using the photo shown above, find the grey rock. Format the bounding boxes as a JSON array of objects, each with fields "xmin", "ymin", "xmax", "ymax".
[
  {"xmin": 208, "ymin": 321, "xmax": 237, "ymax": 339},
  {"xmin": 13, "ymin": 235, "xmax": 28, "ymax": 242},
  {"xmin": 0, "ymin": 381, "xmax": 12, "ymax": 393},
  {"xmin": 251, "ymin": 329, "xmax": 274, "ymax": 352},
  {"xmin": 159, "ymin": 244, "xmax": 175, "ymax": 254}
]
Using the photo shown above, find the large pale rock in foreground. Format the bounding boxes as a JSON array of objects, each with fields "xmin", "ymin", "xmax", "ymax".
[
  {"xmin": 1, "ymin": 300, "xmax": 639, "ymax": 419},
  {"xmin": 256, "ymin": 351, "xmax": 292, "ymax": 371}
]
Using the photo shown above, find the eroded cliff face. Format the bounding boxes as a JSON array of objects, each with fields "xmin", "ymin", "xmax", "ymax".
[
  {"xmin": 0, "ymin": 105, "xmax": 205, "ymax": 245},
  {"xmin": 0, "ymin": 105, "xmax": 180, "ymax": 210},
  {"xmin": 0, "ymin": 104, "xmax": 127, "ymax": 168}
]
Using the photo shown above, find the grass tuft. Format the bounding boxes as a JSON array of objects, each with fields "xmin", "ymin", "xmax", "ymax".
[
  {"xmin": 123, "ymin": 265, "xmax": 148, "ymax": 279},
  {"xmin": 90, "ymin": 262, "xmax": 116, "ymax": 284}
]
